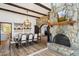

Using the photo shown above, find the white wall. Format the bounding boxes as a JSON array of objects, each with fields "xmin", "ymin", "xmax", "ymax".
[{"xmin": 0, "ymin": 10, "xmax": 36, "ymax": 40}]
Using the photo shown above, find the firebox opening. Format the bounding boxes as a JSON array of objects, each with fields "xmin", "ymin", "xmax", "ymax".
[{"xmin": 53, "ymin": 34, "xmax": 71, "ymax": 47}]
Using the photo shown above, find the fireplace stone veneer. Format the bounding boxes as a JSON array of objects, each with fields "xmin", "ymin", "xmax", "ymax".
[{"xmin": 48, "ymin": 23, "xmax": 79, "ymax": 56}]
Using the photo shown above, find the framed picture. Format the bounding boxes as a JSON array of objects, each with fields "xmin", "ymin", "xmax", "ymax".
[{"xmin": 1, "ymin": 23, "xmax": 11, "ymax": 33}]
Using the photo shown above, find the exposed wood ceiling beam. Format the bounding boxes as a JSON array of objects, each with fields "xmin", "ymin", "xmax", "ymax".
[
  {"xmin": 0, "ymin": 8, "xmax": 40, "ymax": 18},
  {"xmin": 4, "ymin": 3, "xmax": 47, "ymax": 16},
  {"xmin": 34, "ymin": 3, "xmax": 51, "ymax": 11}
]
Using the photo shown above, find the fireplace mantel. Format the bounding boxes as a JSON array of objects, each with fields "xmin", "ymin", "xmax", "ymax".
[{"xmin": 48, "ymin": 20, "xmax": 76, "ymax": 26}]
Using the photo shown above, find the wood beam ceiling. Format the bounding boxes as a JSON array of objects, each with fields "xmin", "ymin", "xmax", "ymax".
[
  {"xmin": 4, "ymin": 3, "xmax": 47, "ymax": 16},
  {"xmin": 0, "ymin": 8, "xmax": 40, "ymax": 18},
  {"xmin": 34, "ymin": 3, "xmax": 51, "ymax": 11}
]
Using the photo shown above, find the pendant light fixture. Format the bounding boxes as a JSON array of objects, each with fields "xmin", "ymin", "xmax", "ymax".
[{"xmin": 24, "ymin": 10, "xmax": 31, "ymax": 29}]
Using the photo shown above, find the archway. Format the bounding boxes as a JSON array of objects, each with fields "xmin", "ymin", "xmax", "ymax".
[{"xmin": 40, "ymin": 24, "xmax": 48, "ymax": 36}]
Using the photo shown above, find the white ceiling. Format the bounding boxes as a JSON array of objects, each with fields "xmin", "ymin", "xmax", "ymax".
[{"xmin": 0, "ymin": 3, "xmax": 51, "ymax": 18}]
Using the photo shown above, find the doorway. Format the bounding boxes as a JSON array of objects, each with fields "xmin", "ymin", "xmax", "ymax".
[
  {"xmin": 40, "ymin": 24, "xmax": 48, "ymax": 45},
  {"xmin": 0, "ymin": 22, "xmax": 12, "ymax": 55}
]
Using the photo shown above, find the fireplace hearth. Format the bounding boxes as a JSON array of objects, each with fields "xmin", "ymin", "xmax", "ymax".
[{"xmin": 53, "ymin": 34, "xmax": 71, "ymax": 47}]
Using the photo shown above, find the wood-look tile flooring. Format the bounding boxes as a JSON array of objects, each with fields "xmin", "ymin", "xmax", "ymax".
[
  {"xmin": 0, "ymin": 36, "xmax": 62, "ymax": 56},
  {"xmin": 33, "ymin": 49, "xmax": 62, "ymax": 56},
  {"xmin": 13, "ymin": 43, "xmax": 47, "ymax": 56},
  {"xmin": 0, "ymin": 43, "xmax": 62, "ymax": 56},
  {"xmin": 0, "ymin": 42, "xmax": 46, "ymax": 56}
]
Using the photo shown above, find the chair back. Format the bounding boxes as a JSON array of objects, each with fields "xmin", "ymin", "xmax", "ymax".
[
  {"xmin": 18, "ymin": 33, "xmax": 22, "ymax": 40},
  {"xmin": 14, "ymin": 34, "xmax": 18, "ymax": 38},
  {"xmin": 28, "ymin": 33, "xmax": 33, "ymax": 40},
  {"xmin": 13, "ymin": 34, "xmax": 18, "ymax": 41},
  {"xmin": 34, "ymin": 34, "xmax": 38, "ymax": 39},
  {"xmin": 21, "ymin": 34, "xmax": 27, "ymax": 41}
]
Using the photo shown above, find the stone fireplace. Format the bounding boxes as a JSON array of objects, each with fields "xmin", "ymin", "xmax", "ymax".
[
  {"xmin": 47, "ymin": 3, "xmax": 79, "ymax": 56},
  {"xmin": 48, "ymin": 23, "xmax": 79, "ymax": 56}
]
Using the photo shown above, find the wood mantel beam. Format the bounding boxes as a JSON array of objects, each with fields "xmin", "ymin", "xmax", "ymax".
[{"xmin": 48, "ymin": 20, "xmax": 76, "ymax": 26}]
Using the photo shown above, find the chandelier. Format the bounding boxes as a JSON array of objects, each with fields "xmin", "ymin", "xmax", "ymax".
[{"xmin": 24, "ymin": 10, "xmax": 31, "ymax": 29}]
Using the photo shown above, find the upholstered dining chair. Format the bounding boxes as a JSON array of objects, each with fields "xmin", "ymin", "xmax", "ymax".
[
  {"xmin": 20, "ymin": 34, "xmax": 27, "ymax": 46},
  {"xmin": 33, "ymin": 34, "xmax": 38, "ymax": 43},
  {"xmin": 38, "ymin": 33, "xmax": 41, "ymax": 42},
  {"xmin": 18, "ymin": 33, "xmax": 22, "ymax": 41},
  {"xmin": 17, "ymin": 33, "xmax": 22, "ymax": 47},
  {"xmin": 27, "ymin": 33, "xmax": 34, "ymax": 45},
  {"xmin": 9, "ymin": 34, "xmax": 19, "ymax": 55}
]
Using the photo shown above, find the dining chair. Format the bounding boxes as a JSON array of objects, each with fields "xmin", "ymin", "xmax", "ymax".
[
  {"xmin": 33, "ymin": 34, "xmax": 38, "ymax": 43},
  {"xmin": 9, "ymin": 33, "xmax": 19, "ymax": 55},
  {"xmin": 27, "ymin": 33, "xmax": 34, "ymax": 45},
  {"xmin": 17, "ymin": 33, "xmax": 22, "ymax": 47},
  {"xmin": 21, "ymin": 34, "xmax": 27, "ymax": 46},
  {"xmin": 38, "ymin": 33, "xmax": 41, "ymax": 42},
  {"xmin": 18, "ymin": 33, "xmax": 22, "ymax": 41}
]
